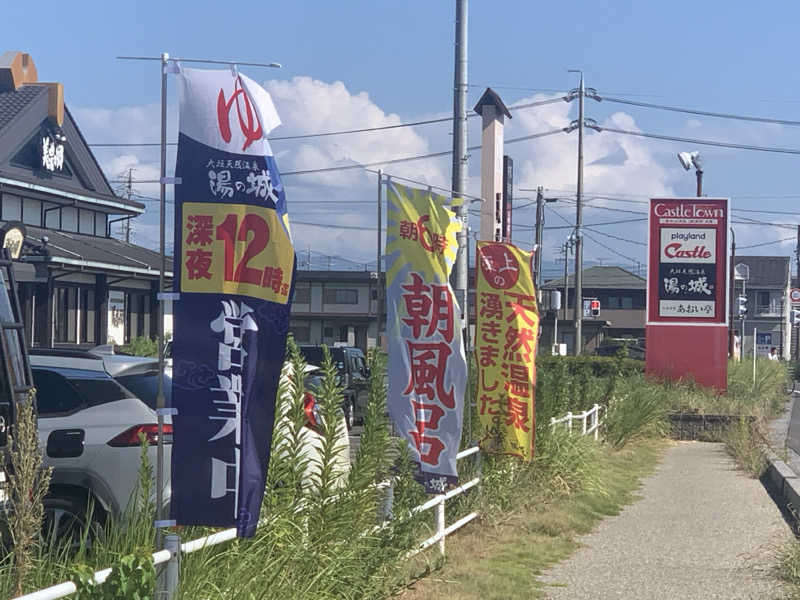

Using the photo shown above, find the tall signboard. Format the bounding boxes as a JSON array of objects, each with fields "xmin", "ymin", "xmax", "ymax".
[{"xmin": 646, "ymin": 198, "xmax": 729, "ymax": 391}]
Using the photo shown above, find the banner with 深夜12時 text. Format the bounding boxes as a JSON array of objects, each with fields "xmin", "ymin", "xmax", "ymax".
[
  {"xmin": 475, "ymin": 242, "xmax": 538, "ymax": 461},
  {"xmin": 170, "ymin": 66, "xmax": 295, "ymax": 538},
  {"xmin": 385, "ymin": 181, "xmax": 466, "ymax": 494}
]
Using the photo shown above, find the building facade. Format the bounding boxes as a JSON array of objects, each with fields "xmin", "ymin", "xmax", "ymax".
[
  {"xmin": 289, "ymin": 270, "xmax": 382, "ymax": 350},
  {"xmin": 541, "ymin": 266, "xmax": 646, "ymax": 354},
  {"xmin": 0, "ymin": 51, "xmax": 172, "ymax": 348},
  {"xmin": 734, "ymin": 256, "xmax": 791, "ymax": 359}
]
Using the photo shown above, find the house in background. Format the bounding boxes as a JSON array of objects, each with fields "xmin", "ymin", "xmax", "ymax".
[
  {"xmin": 734, "ymin": 255, "xmax": 790, "ymax": 359},
  {"xmin": 540, "ymin": 266, "xmax": 645, "ymax": 354},
  {"xmin": 289, "ymin": 270, "xmax": 382, "ymax": 350},
  {"xmin": 0, "ymin": 51, "xmax": 172, "ymax": 348}
]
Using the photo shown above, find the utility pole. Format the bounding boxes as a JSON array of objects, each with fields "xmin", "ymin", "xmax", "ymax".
[
  {"xmin": 728, "ymin": 227, "xmax": 735, "ymax": 357},
  {"xmin": 534, "ymin": 186, "xmax": 544, "ymax": 291},
  {"xmin": 571, "ymin": 71, "xmax": 585, "ymax": 356},
  {"xmin": 452, "ymin": 0, "xmax": 469, "ymax": 344},
  {"xmin": 795, "ymin": 225, "xmax": 800, "ymax": 360},
  {"xmin": 562, "ymin": 242, "xmax": 569, "ymax": 322}
]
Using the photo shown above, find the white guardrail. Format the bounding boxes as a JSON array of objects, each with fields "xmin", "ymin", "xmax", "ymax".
[
  {"xmin": 550, "ymin": 403, "xmax": 603, "ymax": 440},
  {"xmin": 14, "ymin": 446, "xmax": 481, "ymax": 600}
]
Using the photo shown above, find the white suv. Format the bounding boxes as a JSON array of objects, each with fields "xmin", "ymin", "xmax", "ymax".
[{"xmin": 31, "ymin": 349, "xmax": 170, "ymax": 542}]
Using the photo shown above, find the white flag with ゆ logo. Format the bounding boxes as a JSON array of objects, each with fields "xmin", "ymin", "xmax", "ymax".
[{"xmin": 177, "ymin": 67, "xmax": 281, "ymax": 156}]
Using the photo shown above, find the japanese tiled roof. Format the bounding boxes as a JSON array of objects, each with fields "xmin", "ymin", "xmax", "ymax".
[
  {"xmin": 21, "ymin": 224, "xmax": 173, "ymax": 277},
  {"xmin": 0, "ymin": 85, "xmax": 45, "ymax": 133},
  {"xmin": 543, "ymin": 265, "xmax": 646, "ymax": 290}
]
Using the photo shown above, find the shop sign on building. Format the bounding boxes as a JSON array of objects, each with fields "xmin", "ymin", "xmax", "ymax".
[{"xmin": 646, "ymin": 198, "xmax": 729, "ymax": 390}]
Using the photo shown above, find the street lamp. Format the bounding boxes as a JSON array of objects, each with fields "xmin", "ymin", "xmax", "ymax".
[{"xmin": 677, "ymin": 151, "xmax": 703, "ymax": 197}]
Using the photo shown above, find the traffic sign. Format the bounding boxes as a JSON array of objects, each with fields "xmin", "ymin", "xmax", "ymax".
[{"xmin": 791, "ymin": 288, "xmax": 800, "ymax": 305}]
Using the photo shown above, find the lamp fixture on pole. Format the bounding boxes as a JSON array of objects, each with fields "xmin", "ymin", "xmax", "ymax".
[{"xmin": 677, "ymin": 151, "xmax": 703, "ymax": 197}]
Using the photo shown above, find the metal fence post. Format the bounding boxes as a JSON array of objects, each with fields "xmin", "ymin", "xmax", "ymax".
[
  {"xmin": 566, "ymin": 412, "xmax": 573, "ymax": 433},
  {"xmin": 157, "ymin": 534, "xmax": 181, "ymax": 599},
  {"xmin": 380, "ymin": 479, "xmax": 394, "ymax": 521},
  {"xmin": 436, "ymin": 498, "xmax": 445, "ymax": 557}
]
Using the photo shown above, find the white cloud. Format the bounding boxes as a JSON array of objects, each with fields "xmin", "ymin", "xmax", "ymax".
[{"xmin": 71, "ymin": 80, "xmax": 689, "ymax": 270}]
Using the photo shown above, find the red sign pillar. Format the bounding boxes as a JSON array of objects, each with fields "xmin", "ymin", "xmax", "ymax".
[{"xmin": 645, "ymin": 198, "xmax": 729, "ymax": 391}]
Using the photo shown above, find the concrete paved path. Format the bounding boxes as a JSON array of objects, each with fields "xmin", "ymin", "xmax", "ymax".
[{"xmin": 540, "ymin": 442, "xmax": 791, "ymax": 599}]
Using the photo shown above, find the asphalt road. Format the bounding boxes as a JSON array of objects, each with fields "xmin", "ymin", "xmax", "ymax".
[{"xmin": 540, "ymin": 442, "xmax": 791, "ymax": 599}]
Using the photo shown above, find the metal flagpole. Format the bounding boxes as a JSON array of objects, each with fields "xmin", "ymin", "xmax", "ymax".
[{"xmin": 155, "ymin": 51, "xmax": 168, "ymax": 548}]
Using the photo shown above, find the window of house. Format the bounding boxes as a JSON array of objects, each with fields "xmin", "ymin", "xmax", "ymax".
[
  {"xmin": 80, "ymin": 288, "xmax": 96, "ymax": 344},
  {"xmin": 124, "ymin": 292, "xmax": 149, "ymax": 343},
  {"xmin": 607, "ymin": 296, "xmax": 620, "ymax": 309},
  {"xmin": 22, "ymin": 198, "xmax": 41, "ymax": 226},
  {"xmin": 757, "ymin": 291, "xmax": 770, "ymax": 308},
  {"xmin": 54, "ymin": 286, "xmax": 78, "ymax": 343},
  {"xmin": 44, "ymin": 204, "xmax": 60, "ymax": 228},
  {"xmin": 339, "ymin": 326, "xmax": 349, "ymax": 341},
  {"xmin": 621, "ymin": 296, "xmax": 633, "ymax": 309},
  {"xmin": 61, "ymin": 206, "xmax": 78, "ymax": 232},
  {"xmin": 294, "ymin": 287, "xmax": 310, "ymax": 304},
  {"xmin": 323, "ymin": 288, "xmax": 358, "ymax": 304},
  {"xmin": 2, "ymin": 194, "xmax": 21, "ymax": 221},
  {"xmin": 323, "ymin": 326, "xmax": 334, "ymax": 338},
  {"xmin": 291, "ymin": 326, "xmax": 310, "ymax": 343},
  {"xmin": 95, "ymin": 212, "xmax": 107, "ymax": 237},
  {"xmin": 79, "ymin": 209, "xmax": 94, "ymax": 235}
]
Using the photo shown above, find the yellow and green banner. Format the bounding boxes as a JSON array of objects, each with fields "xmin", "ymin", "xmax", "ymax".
[
  {"xmin": 475, "ymin": 242, "xmax": 538, "ymax": 461},
  {"xmin": 385, "ymin": 181, "xmax": 466, "ymax": 493}
]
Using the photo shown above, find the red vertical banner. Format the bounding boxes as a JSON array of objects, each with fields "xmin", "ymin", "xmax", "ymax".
[{"xmin": 646, "ymin": 198, "xmax": 729, "ymax": 391}]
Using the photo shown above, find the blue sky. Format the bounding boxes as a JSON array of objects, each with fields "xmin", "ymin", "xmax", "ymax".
[{"xmin": 5, "ymin": 1, "xmax": 800, "ymax": 276}]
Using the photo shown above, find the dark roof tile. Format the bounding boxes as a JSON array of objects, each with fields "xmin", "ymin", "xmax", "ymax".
[{"xmin": 0, "ymin": 85, "xmax": 45, "ymax": 133}]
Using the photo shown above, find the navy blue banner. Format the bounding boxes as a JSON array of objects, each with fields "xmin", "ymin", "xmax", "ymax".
[{"xmin": 170, "ymin": 68, "xmax": 293, "ymax": 537}]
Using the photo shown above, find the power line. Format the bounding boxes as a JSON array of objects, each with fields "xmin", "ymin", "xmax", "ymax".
[
  {"xmin": 581, "ymin": 229, "xmax": 640, "ymax": 263},
  {"xmin": 112, "ymin": 127, "xmax": 568, "ymax": 182},
  {"xmin": 600, "ymin": 95, "xmax": 800, "ymax": 127},
  {"xmin": 738, "ymin": 236, "xmax": 795, "ymax": 249},
  {"xmin": 90, "ymin": 97, "xmax": 565, "ymax": 148},
  {"xmin": 583, "ymin": 227, "xmax": 647, "ymax": 246},
  {"xmin": 593, "ymin": 124, "xmax": 800, "ymax": 156}
]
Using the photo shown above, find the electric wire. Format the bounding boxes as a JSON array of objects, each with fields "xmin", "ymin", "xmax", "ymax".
[
  {"xmin": 600, "ymin": 95, "xmax": 800, "ymax": 127},
  {"xmin": 91, "ymin": 97, "xmax": 565, "ymax": 148},
  {"xmin": 737, "ymin": 236, "xmax": 795, "ymax": 249},
  {"xmin": 594, "ymin": 125, "xmax": 800, "ymax": 156}
]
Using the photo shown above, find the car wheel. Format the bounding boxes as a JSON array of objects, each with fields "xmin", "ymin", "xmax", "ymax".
[{"xmin": 42, "ymin": 494, "xmax": 104, "ymax": 552}]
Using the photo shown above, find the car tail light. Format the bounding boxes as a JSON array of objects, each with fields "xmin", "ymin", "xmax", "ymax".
[
  {"xmin": 107, "ymin": 424, "xmax": 173, "ymax": 447},
  {"xmin": 303, "ymin": 392, "xmax": 323, "ymax": 434}
]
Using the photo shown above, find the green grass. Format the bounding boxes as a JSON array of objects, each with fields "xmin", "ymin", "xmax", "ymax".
[{"xmin": 399, "ymin": 439, "xmax": 667, "ymax": 600}]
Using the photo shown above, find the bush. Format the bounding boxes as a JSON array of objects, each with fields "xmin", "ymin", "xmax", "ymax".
[{"xmin": 121, "ymin": 336, "xmax": 158, "ymax": 358}]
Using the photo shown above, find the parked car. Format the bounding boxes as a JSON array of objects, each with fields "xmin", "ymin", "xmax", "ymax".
[
  {"xmin": 30, "ymin": 348, "xmax": 170, "ymax": 546},
  {"xmin": 33, "ymin": 345, "xmax": 351, "ymax": 545},
  {"xmin": 298, "ymin": 345, "xmax": 369, "ymax": 429}
]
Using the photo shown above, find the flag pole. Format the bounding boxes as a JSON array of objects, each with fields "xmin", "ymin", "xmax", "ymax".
[{"xmin": 155, "ymin": 50, "xmax": 168, "ymax": 549}]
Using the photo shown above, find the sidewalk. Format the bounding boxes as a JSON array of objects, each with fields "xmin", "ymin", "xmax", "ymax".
[{"xmin": 540, "ymin": 442, "xmax": 791, "ymax": 599}]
